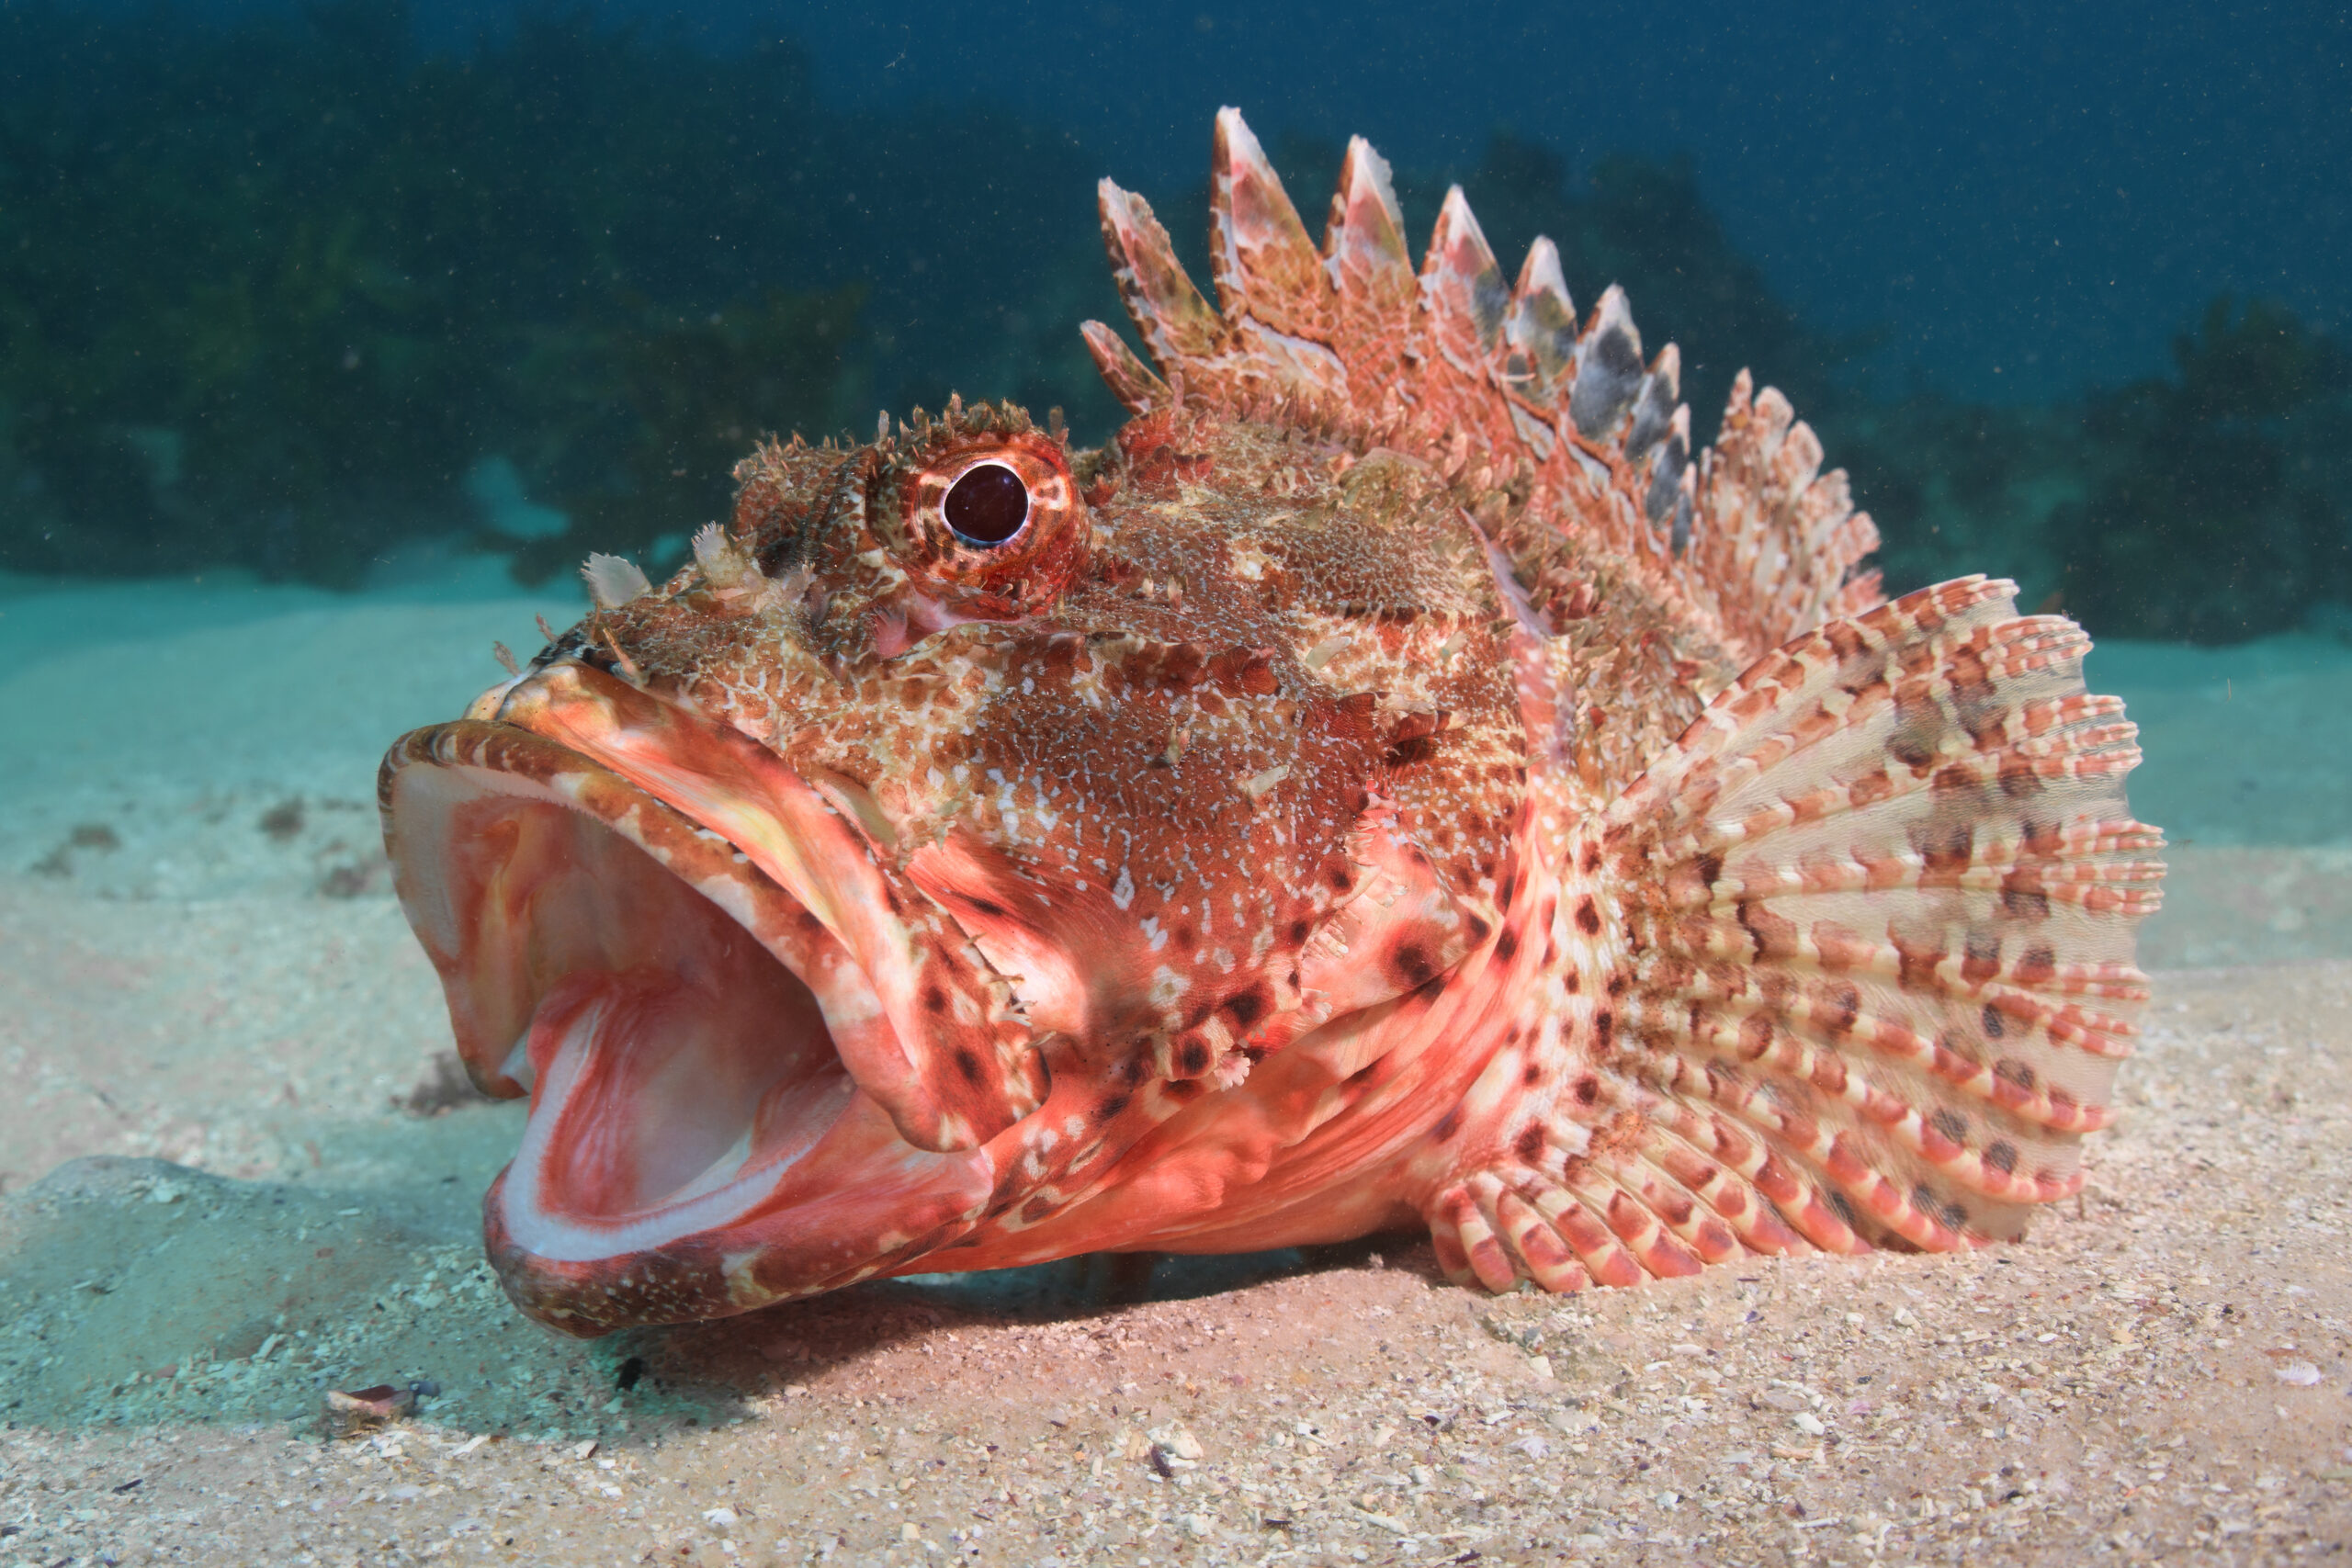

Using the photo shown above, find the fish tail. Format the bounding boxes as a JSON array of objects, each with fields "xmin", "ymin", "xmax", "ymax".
[{"xmin": 1423, "ymin": 577, "xmax": 2163, "ymax": 1292}]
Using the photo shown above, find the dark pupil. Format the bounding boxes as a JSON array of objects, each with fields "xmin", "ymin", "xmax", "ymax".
[{"xmin": 944, "ymin": 463, "xmax": 1029, "ymax": 546}]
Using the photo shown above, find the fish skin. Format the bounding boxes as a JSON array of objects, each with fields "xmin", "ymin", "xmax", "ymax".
[{"xmin": 380, "ymin": 109, "xmax": 2163, "ymax": 1337}]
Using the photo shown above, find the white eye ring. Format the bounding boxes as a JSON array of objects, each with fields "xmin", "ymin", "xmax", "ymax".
[{"xmin": 942, "ymin": 461, "xmax": 1032, "ymax": 547}]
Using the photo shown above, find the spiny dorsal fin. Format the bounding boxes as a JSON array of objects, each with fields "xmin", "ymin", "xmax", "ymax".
[{"xmin": 1082, "ymin": 107, "xmax": 1881, "ymax": 664}]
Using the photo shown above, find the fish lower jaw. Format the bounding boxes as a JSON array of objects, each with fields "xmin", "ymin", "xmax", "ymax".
[{"xmin": 383, "ymin": 720, "xmax": 1004, "ymax": 1325}]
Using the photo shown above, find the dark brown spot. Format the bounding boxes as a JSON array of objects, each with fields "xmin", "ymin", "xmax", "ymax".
[
  {"xmin": 1919, "ymin": 823, "xmax": 1973, "ymax": 879},
  {"xmin": 1984, "ymin": 1140, "xmax": 2018, "ymax": 1174},
  {"xmin": 1929, "ymin": 1109, "xmax": 1968, "ymax": 1145},
  {"xmin": 1564, "ymin": 970, "xmax": 1580, "ymax": 994},
  {"xmin": 1696, "ymin": 852, "xmax": 1724, "ymax": 889},
  {"xmin": 1981, "ymin": 1002, "xmax": 2007, "ymax": 1039},
  {"xmin": 1889, "ymin": 684, "xmax": 1949, "ymax": 768},
  {"xmin": 1595, "ymin": 1010, "xmax": 1614, "ymax": 1049},
  {"xmin": 2015, "ymin": 943, "xmax": 2057, "ymax": 986},
  {"xmin": 1494, "ymin": 929, "xmax": 1520, "ymax": 964},
  {"xmin": 1287, "ymin": 919, "xmax": 1311, "ymax": 944},
  {"xmin": 1175, "ymin": 1039, "xmax": 1212, "ymax": 1077},
  {"xmin": 1514, "ymin": 1124, "xmax": 1547, "ymax": 1163},
  {"xmin": 1094, "ymin": 1092, "xmax": 1132, "ymax": 1122},
  {"xmin": 1575, "ymin": 897, "xmax": 1602, "ymax": 936},
  {"xmin": 1737, "ymin": 899, "xmax": 1800, "ymax": 960},
  {"xmin": 1572, "ymin": 1074, "xmax": 1600, "ymax": 1105},
  {"xmin": 1894, "ymin": 933, "xmax": 1943, "ymax": 991},
  {"xmin": 955, "ymin": 1049, "xmax": 986, "ymax": 1086},
  {"xmin": 1931, "ymin": 762, "xmax": 1978, "ymax": 795},
  {"xmin": 922, "ymin": 986, "xmax": 948, "ymax": 1014},
  {"xmin": 1993, "ymin": 1056, "xmax": 2036, "ymax": 1090},
  {"xmin": 1392, "ymin": 941, "xmax": 1437, "ymax": 988},
  {"xmin": 1430, "ymin": 1109, "xmax": 1462, "ymax": 1142},
  {"xmin": 1222, "ymin": 985, "xmax": 1272, "ymax": 1029},
  {"xmin": 1962, "ymin": 931, "xmax": 2003, "ymax": 983},
  {"xmin": 1838, "ymin": 654, "xmax": 1888, "ymax": 698},
  {"xmin": 1465, "ymin": 915, "xmax": 1491, "ymax": 944},
  {"xmin": 1522, "ymin": 1061, "xmax": 1544, "ymax": 1086}
]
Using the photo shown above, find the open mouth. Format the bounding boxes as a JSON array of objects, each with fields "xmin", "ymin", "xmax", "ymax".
[{"xmin": 380, "ymin": 714, "xmax": 1002, "ymax": 1328}]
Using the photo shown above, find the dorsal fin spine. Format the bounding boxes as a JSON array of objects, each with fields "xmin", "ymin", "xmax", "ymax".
[{"xmin": 1081, "ymin": 109, "xmax": 1884, "ymax": 660}]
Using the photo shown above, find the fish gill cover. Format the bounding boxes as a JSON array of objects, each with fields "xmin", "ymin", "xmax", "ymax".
[{"xmin": 0, "ymin": 2, "xmax": 2345, "ymax": 642}]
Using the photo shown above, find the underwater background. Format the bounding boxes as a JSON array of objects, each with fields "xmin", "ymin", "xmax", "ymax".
[
  {"xmin": 0, "ymin": 0, "xmax": 2346, "ymax": 1002},
  {"xmin": 6, "ymin": 0, "xmax": 2348, "ymax": 930},
  {"xmin": 0, "ymin": 7, "xmax": 2349, "ymax": 1561},
  {"xmin": 1, "ymin": 0, "xmax": 2347, "ymax": 637}
]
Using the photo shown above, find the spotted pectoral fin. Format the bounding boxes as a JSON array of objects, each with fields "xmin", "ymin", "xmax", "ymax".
[{"xmin": 1427, "ymin": 578, "xmax": 2163, "ymax": 1293}]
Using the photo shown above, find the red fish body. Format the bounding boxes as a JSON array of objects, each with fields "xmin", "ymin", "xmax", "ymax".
[{"xmin": 381, "ymin": 111, "xmax": 2162, "ymax": 1336}]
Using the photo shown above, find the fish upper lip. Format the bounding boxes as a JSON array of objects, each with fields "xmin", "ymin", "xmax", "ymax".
[
  {"xmin": 379, "ymin": 709, "xmax": 1002, "ymax": 1314},
  {"xmin": 491, "ymin": 660, "xmax": 1047, "ymax": 1155}
]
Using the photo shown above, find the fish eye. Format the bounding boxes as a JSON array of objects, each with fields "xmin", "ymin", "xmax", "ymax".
[{"xmin": 943, "ymin": 461, "xmax": 1030, "ymax": 547}]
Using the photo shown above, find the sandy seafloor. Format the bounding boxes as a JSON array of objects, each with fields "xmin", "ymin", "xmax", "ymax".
[{"xmin": 0, "ymin": 565, "xmax": 2347, "ymax": 1568}]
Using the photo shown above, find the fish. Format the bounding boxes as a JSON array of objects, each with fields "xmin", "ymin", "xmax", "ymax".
[{"xmin": 380, "ymin": 109, "xmax": 2164, "ymax": 1337}]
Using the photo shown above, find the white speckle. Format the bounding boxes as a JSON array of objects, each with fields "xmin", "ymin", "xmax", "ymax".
[
  {"xmin": 1242, "ymin": 763, "xmax": 1290, "ymax": 800},
  {"xmin": 2276, "ymin": 1361, "xmax": 2323, "ymax": 1386}
]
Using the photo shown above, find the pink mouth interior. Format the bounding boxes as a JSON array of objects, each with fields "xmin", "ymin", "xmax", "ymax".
[{"xmin": 404, "ymin": 771, "xmax": 868, "ymax": 1256}]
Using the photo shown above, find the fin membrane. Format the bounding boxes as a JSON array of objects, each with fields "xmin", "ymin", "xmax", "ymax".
[
  {"xmin": 1429, "ymin": 578, "xmax": 2164, "ymax": 1291},
  {"xmin": 1083, "ymin": 107, "xmax": 1880, "ymax": 665}
]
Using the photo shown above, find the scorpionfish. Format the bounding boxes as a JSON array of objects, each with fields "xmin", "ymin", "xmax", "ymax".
[{"xmin": 381, "ymin": 110, "xmax": 2164, "ymax": 1336}]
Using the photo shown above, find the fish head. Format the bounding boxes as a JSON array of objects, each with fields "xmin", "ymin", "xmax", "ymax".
[{"xmin": 380, "ymin": 399, "xmax": 1526, "ymax": 1333}]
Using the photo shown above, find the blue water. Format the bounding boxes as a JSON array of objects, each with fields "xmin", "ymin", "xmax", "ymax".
[
  {"xmin": 76, "ymin": 0, "xmax": 2351, "ymax": 407},
  {"xmin": 4, "ymin": 0, "xmax": 2346, "ymax": 871}
]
